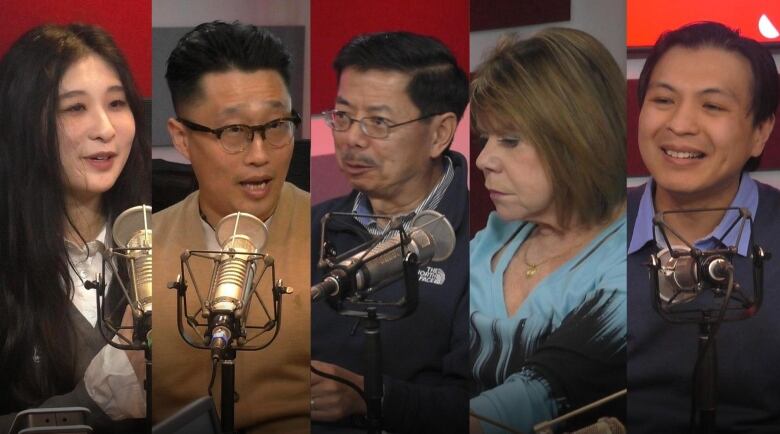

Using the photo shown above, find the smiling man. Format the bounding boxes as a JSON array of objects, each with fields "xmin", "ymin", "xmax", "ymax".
[
  {"xmin": 152, "ymin": 22, "xmax": 310, "ymax": 433},
  {"xmin": 310, "ymin": 32, "xmax": 470, "ymax": 433},
  {"xmin": 627, "ymin": 22, "xmax": 780, "ymax": 432}
]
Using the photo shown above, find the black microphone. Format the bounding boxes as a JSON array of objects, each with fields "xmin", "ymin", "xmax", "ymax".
[
  {"xmin": 311, "ymin": 210, "xmax": 455, "ymax": 301},
  {"xmin": 311, "ymin": 272, "xmax": 346, "ymax": 302}
]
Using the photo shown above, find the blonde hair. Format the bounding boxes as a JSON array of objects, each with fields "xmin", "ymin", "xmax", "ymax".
[{"xmin": 472, "ymin": 28, "xmax": 626, "ymax": 228}]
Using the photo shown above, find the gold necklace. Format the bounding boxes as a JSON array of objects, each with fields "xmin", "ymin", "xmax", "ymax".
[{"xmin": 521, "ymin": 233, "xmax": 588, "ymax": 279}]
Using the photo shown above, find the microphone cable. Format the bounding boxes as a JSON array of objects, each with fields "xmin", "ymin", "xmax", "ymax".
[
  {"xmin": 309, "ymin": 364, "xmax": 368, "ymax": 409},
  {"xmin": 208, "ymin": 357, "xmax": 218, "ymax": 397}
]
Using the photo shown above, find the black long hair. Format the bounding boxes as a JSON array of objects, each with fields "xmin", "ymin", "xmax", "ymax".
[{"xmin": 0, "ymin": 23, "xmax": 150, "ymax": 411}]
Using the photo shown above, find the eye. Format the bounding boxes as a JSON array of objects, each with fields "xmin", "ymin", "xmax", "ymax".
[
  {"xmin": 109, "ymin": 99, "xmax": 128, "ymax": 109},
  {"xmin": 703, "ymin": 102, "xmax": 725, "ymax": 112},
  {"xmin": 265, "ymin": 119, "xmax": 286, "ymax": 130},
  {"xmin": 222, "ymin": 125, "xmax": 245, "ymax": 136},
  {"xmin": 62, "ymin": 103, "xmax": 86, "ymax": 113},
  {"xmin": 366, "ymin": 117, "xmax": 390, "ymax": 127},
  {"xmin": 497, "ymin": 136, "xmax": 522, "ymax": 148},
  {"xmin": 650, "ymin": 97, "xmax": 673, "ymax": 105}
]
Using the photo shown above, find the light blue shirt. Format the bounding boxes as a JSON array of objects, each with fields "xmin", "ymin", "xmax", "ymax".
[
  {"xmin": 470, "ymin": 212, "xmax": 627, "ymax": 433},
  {"xmin": 628, "ymin": 172, "xmax": 758, "ymax": 256}
]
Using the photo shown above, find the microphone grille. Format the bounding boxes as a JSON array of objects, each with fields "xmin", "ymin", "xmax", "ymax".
[
  {"xmin": 410, "ymin": 210, "xmax": 455, "ymax": 261},
  {"xmin": 656, "ymin": 247, "xmax": 698, "ymax": 307}
]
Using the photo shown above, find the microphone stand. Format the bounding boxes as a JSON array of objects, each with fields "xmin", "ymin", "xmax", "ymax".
[
  {"xmin": 354, "ymin": 254, "xmax": 420, "ymax": 434},
  {"xmin": 694, "ymin": 315, "xmax": 716, "ymax": 434},
  {"xmin": 89, "ymin": 248, "xmax": 153, "ymax": 427},
  {"xmin": 317, "ymin": 212, "xmax": 422, "ymax": 434},
  {"xmin": 220, "ymin": 348, "xmax": 237, "ymax": 434},
  {"xmin": 171, "ymin": 249, "xmax": 288, "ymax": 434},
  {"xmin": 89, "ymin": 280, "xmax": 152, "ymax": 425},
  {"xmin": 648, "ymin": 208, "xmax": 768, "ymax": 434},
  {"xmin": 362, "ymin": 308, "xmax": 382, "ymax": 434}
]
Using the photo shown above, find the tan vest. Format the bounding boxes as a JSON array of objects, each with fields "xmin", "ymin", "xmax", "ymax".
[{"xmin": 152, "ymin": 183, "xmax": 310, "ymax": 433}]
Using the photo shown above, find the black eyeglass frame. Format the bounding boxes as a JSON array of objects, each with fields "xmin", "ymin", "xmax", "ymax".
[
  {"xmin": 177, "ymin": 110, "xmax": 302, "ymax": 153},
  {"xmin": 321, "ymin": 110, "xmax": 441, "ymax": 138}
]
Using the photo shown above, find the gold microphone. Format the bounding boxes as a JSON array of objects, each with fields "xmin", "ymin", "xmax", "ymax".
[{"xmin": 112, "ymin": 205, "xmax": 153, "ymax": 327}]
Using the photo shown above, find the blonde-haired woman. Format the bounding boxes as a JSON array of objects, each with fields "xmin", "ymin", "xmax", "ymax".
[{"xmin": 469, "ymin": 28, "xmax": 627, "ymax": 433}]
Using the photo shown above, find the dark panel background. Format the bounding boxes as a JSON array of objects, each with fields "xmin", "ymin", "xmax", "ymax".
[{"xmin": 471, "ymin": 0, "xmax": 570, "ymax": 31}]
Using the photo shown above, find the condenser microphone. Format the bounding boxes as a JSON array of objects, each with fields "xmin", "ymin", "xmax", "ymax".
[
  {"xmin": 206, "ymin": 212, "xmax": 269, "ymax": 356},
  {"xmin": 209, "ymin": 212, "xmax": 268, "ymax": 315},
  {"xmin": 312, "ymin": 210, "xmax": 455, "ymax": 301},
  {"xmin": 654, "ymin": 247, "xmax": 733, "ymax": 306},
  {"xmin": 112, "ymin": 204, "xmax": 153, "ymax": 342}
]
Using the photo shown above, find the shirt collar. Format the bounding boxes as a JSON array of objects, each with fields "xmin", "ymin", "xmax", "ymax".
[
  {"xmin": 352, "ymin": 155, "xmax": 454, "ymax": 237},
  {"xmin": 628, "ymin": 172, "xmax": 758, "ymax": 256},
  {"xmin": 65, "ymin": 224, "xmax": 108, "ymax": 259}
]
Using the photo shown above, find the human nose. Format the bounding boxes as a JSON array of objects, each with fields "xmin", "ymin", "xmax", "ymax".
[
  {"xmin": 476, "ymin": 137, "xmax": 500, "ymax": 173},
  {"xmin": 243, "ymin": 131, "xmax": 271, "ymax": 166},
  {"xmin": 88, "ymin": 107, "xmax": 117, "ymax": 142},
  {"xmin": 666, "ymin": 100, "xmax": 700, "ymax": 136},
  {"xmin": 341, "ymin": 117, "xmax": 369, "ymax": 148}
]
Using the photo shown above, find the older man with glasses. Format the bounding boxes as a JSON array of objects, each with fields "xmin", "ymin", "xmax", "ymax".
[
  {"xmin": 152, "ymin": 21, "xmax": 310, "ymax": 434},
  {"xmin": 310, "ymin": 32, "xmax": 470, "ymax": 434}
]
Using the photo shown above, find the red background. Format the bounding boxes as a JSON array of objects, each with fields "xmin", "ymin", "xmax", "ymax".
[
  {"xmin": 0, "ymin": 0, "xmax": 151, "ymax": 97},
  {"xmin": 628, "ymin": 0, "xmax": 780, "ymax": 48},
  {"xmin": 310, "ymin": 0, "xmax": 469, "ymax": 114},
  {"xmin": 628, "ymin": 0, "xmax": 780, "ymax": 175}
]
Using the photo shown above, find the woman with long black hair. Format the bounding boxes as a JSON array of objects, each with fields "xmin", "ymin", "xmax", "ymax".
[{"xmin": 0, "ymin": 23, "xmax": 150, "ymax": 432}]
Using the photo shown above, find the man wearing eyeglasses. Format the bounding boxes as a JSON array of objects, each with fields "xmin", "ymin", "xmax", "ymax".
[
  {"xmin": 311, "ymin": 32, "xmax": 470, "ymax": 433},
  {"xmin": 152, "ymin": 22, "xmax": 310, "ymax": 433}
]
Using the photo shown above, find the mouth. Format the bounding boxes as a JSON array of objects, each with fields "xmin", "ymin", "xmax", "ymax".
[
  {"xmin": 83, "ymin": 152, "xmax": 117, "ymax": 170},
  {"xmin": 341, "ymin": 160, "xmax": 376, "ymax": 175},
  {"xmin": 84, "ymin": 152, "xmax": 117, "ymax": 161},
  {"xmin": 484, "ymin": 185, "xmax": 508, "ymax": 198},
  {"xmin": 662, "ymin": 147, "xmax": 705, "ymax": 160},
  {"xmin": 238, "ymin": 176, "xmax": 272, "ymax": 198}
]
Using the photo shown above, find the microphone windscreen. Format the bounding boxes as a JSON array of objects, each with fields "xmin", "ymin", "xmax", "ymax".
[
  {"xmin": 410, "ymin": 210, "xmax": 455, "ymax": 261},
  {"xmin": 113, "ymin": 205, "xmax": 152, "ymax": 248},
  {"xmin": 216, "ymin": 212, "xmax": 268, "ymax": 253}
]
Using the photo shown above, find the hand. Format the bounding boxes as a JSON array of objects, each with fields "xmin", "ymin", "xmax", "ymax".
[
  {"xmin": 310, "ymin": 360, "xmax": 367, "ymax": 422},
  {"xmin": 118, "ymin": 305, "xmax": 146, "ymax": 385}
]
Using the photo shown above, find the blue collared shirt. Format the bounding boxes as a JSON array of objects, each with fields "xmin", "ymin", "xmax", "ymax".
[{"xmin": 628, "ymin": 172, "xmax": 759, "ymax": 256}]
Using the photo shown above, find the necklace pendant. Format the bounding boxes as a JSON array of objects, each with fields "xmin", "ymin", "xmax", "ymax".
[{"xmin": 525, "ymin": 265, "xmax": 537, "ymax": 279}]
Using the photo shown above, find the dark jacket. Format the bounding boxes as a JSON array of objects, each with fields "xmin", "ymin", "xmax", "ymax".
[
  {"xmin": 627, "ymin": 181, "xmax": 780, "ymax": 433},
  {"xmin": 0, "ymin": 276, "xmax": 144, "ymax": 434},
  {"xmin": 311, "ymin": 151, "xmax": 469, "ymax": 434}
]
